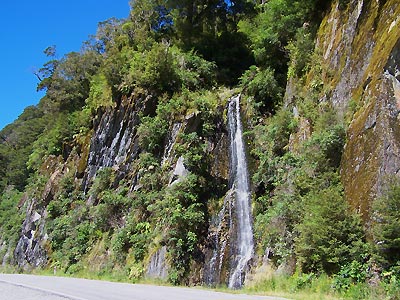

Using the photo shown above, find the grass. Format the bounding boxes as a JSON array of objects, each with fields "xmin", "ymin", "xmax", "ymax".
[{"xmin": 243, "ymin": 270, "xmax": 341, "ymax": 300}]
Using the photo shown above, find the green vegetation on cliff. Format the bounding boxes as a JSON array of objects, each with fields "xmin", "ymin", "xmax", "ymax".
[{"xmin": 1, "ymin": 0, "xmax": 400, "ymax": 299}]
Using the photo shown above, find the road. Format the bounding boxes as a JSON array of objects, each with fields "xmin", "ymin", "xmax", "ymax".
[{"xmin": 0, "ymin": 274, "xmax": 289, "ymax": 300}]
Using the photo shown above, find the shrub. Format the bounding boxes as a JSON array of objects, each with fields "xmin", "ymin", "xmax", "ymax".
[
  {"xmin": 86, "ymin": 73, "xmax": 114, "ymax": 112},
  {"xmin": 123, "ymin": 42, "xmax": 178, "ymax": 94},
  {"xmin": 371, "ymin": 181, "xmax": 400, "ymax": 269},
  {"xmin": 240, "ymin": 66, "xmax": 283, "ymax": 112},
  {"xmin": 296, "ymin": 184, "xmax": 366, "ymax": 275},
  {"xmin": 137, "ymin": 115, "xmax": 168, "ymax": 154},
  {"xmin": 0, "ymin": 188, "xmax": 24, "ymax": 245},
  {"xmin": 287, "ymin": 27, "xmax": 315, "ymax": 79},
  {"xmin": 173, "ymin": 48, "xmax": 216, "ymax": 90},
  {"xmin": 333, "ymin": 260, "xmax": 368, "ymax": 291}
]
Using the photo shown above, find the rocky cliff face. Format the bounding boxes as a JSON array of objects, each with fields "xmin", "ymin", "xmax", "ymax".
[
  {"xmin": 7, "ymin": 0, "xmax": 400, "ymax": 285},
  {"xmin": 12, "ymin": 89, "xmax": 232, "ymax": 279},
  {"xmin": 317, "ymin": 0, "xmax": 400, "ymax": 221}
]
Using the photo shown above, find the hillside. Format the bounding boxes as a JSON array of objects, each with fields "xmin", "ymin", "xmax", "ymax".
[{"xmin": 1, "ymin": 0, "xmax": 399, "ymax": 298}]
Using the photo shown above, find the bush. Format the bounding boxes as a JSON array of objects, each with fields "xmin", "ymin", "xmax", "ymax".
[
  {"xmin": 240, "ymin": 66, "xmax": 283, "ymax": 112},
  {"xmin": 287, "ymin": 27, "xmax": 315, "ymax": 79},
  {"xmin": 123, "ymin": 43, "xmax": 217, "ymax": 94},
  {"xmin": 137, "ymin": 115, "xmax": 168, "ymax": 154},
  {"xmin": 173, "ymin": 48, "xmax": 216, "ymax": 90},
  {"xmin": 304, "ymin": 125, "xmax": 346, "ymax": 171},
  {"xmin": 0, "ymin": 188, "xmax": 24, "ymax": 245},
  {"xmin": 251, "ymin": 109, "xmax": 298, "ymax": 192},
  {"xmin": 150, "ymin": 173, "xmax": 206, "ymax": 284},
  {"xmin": 371, "ymin": 181, "xmax": 400, "ymax": 269},
  {"xmin": 296, "ymin": 184, "xmax": 366, "ymax": 275},
  {"xmin": 121, "ymin": 42, "xmax": 176, "ymax": 94},
  {"xmin": 86, "ymin": 73, "xmax": 114, "ymax": 112},
  {"xmin": 333, "ymin": 260, "xmax": 368, "ymax": 291}
]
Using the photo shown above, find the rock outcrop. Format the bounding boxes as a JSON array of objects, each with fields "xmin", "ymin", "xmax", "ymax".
[{"xmin": 317, "ymin": 0, "xmax": 400, "ymax": 220}]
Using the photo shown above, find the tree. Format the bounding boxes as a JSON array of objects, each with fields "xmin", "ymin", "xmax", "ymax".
[
  {"xmin": 34, "ymin": 45, "xmax": 59, "ymax": 83},
  {"xmin": 372, "ymin": 180, "xmax": 400, "ymax": 269},
  {"xmin": 167, "ymin": 0, "xmax": 255, "ymax": 84},
  {"xmin": 129, "ymin": 0, "xmax": 173, "ymax": 45},
  {"xmin": 296, "ymin": 184, "xmax": 365, "ymax": 275},
  {"xmin": 36, "ymin": 48, "xmax": 102, "ymax": 113},
  {"xmin": 0, "ymin": 106, "xmax": 46, "ymax": 190},
  {"xmin": 90, "ymin": 18, "xmax": 125, "ymax": 54},
  {"xmin": 238, "ymin": 0, "xmax": 329, "ymax": 91},
  {"xmin": 129, "ymin": 0, "xmax": 254, "ymax": 85},
  {"xmin": 0, "ymin": 188, "xmax": 24, "ymax": 246}
]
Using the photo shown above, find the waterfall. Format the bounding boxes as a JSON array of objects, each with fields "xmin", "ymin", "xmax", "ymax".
[{"xmin": 227, "ymin": 95, "xmax": 254, "ymax": 289}]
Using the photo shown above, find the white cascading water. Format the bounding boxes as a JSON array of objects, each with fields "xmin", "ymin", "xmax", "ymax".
[{"xmin": 227, "ymin": 95, "xmax": 254, "ymax": 289}]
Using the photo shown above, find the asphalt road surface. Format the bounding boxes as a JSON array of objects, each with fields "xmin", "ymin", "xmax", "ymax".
[{"xmin": 0, "ymin": 274, "xmax": 289, "ymax": 300}]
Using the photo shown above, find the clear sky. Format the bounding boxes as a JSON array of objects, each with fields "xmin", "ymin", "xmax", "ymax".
[{"xmin": 0, "ymin": 0, "xmax": 130, "ymax": 130}]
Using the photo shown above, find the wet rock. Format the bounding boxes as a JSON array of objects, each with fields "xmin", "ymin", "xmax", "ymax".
[
  {"xmin": 14, "ymin": 157, "xmax": 66, "ymax": 269},
  {"xmin": 146, "ymin": 246, "xmax": 168, "ymax": 280},
  {"xmin": 169, "ymin": 156, "xmax": 189, "ymax": 185},
  {"xmin": 204, "ymin": 190, "xmax": 235, "ymax": 286},
  {"xmin": 82, "ymin": 95, "xmax": 150, "ymax": 192},
  {"xmin": 14, "ymin": 202, "xmax": 48, "ymax": 269},
  {"xmin": 162, "ymin": 122, "xmax": 183, "ymax": 166}
]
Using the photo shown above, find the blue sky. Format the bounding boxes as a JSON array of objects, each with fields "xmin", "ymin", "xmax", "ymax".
[{"xmin": 0, "ymin": 0, "xmax": 130, "ymax": 130}]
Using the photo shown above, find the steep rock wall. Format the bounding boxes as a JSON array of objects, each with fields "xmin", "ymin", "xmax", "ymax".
[
  {"xmin": 14, "ymin": 156, "xmax": 65, "ymax": 269},
  {"xmin": 317, "ymin": 0, "xmax": 400, "ymax": 220},
  {"xmin": 13, "ymin": 91, "xmax": 231, "ymax": 276},
  {"xmin": 82, "ymin": 94, "xmax": 156, "ymax": 195}
]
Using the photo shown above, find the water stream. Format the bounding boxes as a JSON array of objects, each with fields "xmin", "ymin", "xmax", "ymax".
[{"xmin": 227, "ymin": 95, "xmax": 254, "ymax": 289}]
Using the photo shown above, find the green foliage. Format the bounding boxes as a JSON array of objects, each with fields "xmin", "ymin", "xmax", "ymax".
[
  {"xmin": 110, "ymin": 218, "xmax": 151, "ymax": 263},
  {"xmin": 87, "ymin": 18, "xmax": 126, "ymax": 54},
  {"xmin": 372, "ymin": 180, "xmax": 400, "ymax": 270},
  {"xmin": 122, "ymin": 43, "xmax": 217, "ymax": 95},
  {"xmin": 172, "ymin": 49, "xmax": 216, "ymax": 90},
  {"xmin": 252, "ymin": 108, "xmax": 298, "ymax": 191},
  {"xmin": 88, "ymin": 167, "xmax": 115, "ymax": 200},
  {"xmin": 287, "ymin": 27, "xmax": 315, "ymax": 79},
  {"xmin": 0, "ymin": 106, "xmax": 46, "ymax": 190},
  {"xmin": 27, "ymin": 117, "xmax": 66, "ymax": 170},
  {"xmin": 86, "ymin": 73, "xmax": 114, "ymax": 112},
  {"xmin": 176, "ymin": 132, "xmax": 207, "ymax": 172},
  {"xmin": 0, "ymin": 188, "xmax": 24, "ymax": 245},
  {"xmin": 333, "ymin": 260, "xmax": 368, "ymax": 292},
  {"xmin": 123, "ymin": 42, "xmax": 179, "ymax": 94},
  {"xmin": 49, "ymin": 202, "xmax": 96, "ymax": 270},
  {"xmin": 382, "ymin": 271, "xmax": 400, "ymax": 300},
  {"xmin": 251, "ymin": 95, "xmax": 365, "ymax": 277},
  {"xmin": 254, "ymin": 191, "xmax": 300, "ymax": 266},
  {"xmin": 165, "ymin": 0, "xmax": 254, "ymax": 84},
  {"xmin": 46, "ymin": 174, "xmax": 76, "ymax": 219},
  {"xmin": 303, "ymin": 124, "xmax": 346, "ymax": 171},
  {"xmin": 239, "ymin": 0, "xmax": 318, "ymax": 76},
  {"xmin": 129, "ymin": 0, "xmax": 172, "ymax": 45},
  {"xmin": 37, "ymin": 49, "xmax": 102, "ymax": 112},
  {"xmin": 0, "ymin": 0, "xmax": 382, "ymax": 293},
  {"xmin": 295, "ymin": 183, "xmax": 366, "ymax": 274},
  {"xmin": 27, "ymin": 113, "xmax": 85, "ymax": 170},
  {"xmin": 240, "ymin": 66, "xmax": 283, "ymax": 112},
  {"xmin": 149, "ymin": 173, "xmax": 206, "ymax": 284},
  {"xmin": 138, "ymin": 115, "xmax": 168, "ymax": 154}
]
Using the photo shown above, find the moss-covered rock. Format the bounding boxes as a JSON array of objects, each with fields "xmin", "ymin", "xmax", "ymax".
[{"xmin": 317, "ymin": 0, "xmax": 400, "ymax": 222}]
